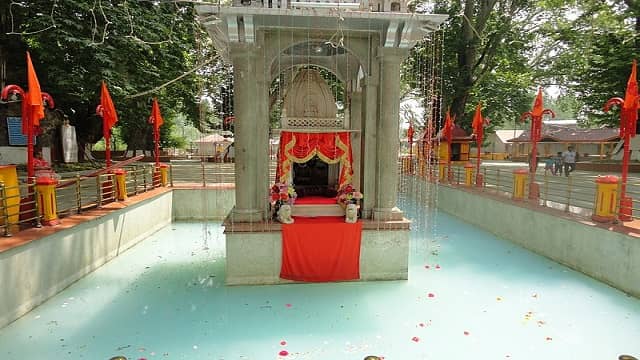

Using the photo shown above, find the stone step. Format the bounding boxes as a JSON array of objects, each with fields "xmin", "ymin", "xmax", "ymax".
[{"xmin": 292, "ymin": 203, "xmax": 344, "ymax": 217}]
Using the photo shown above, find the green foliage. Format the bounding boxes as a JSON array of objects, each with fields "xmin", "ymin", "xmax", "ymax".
[{"xmin": 2, "ymin": 0, "xmax": 218, "ymax": 151}]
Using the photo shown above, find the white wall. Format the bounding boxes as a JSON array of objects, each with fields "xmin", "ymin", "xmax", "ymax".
[{"xmin": 0, "ymin": 192, "xmax": 173, "ymax": 328}]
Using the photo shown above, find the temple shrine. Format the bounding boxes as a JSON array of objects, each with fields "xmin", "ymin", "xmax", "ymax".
[{"xmin": 196, "ymin": 1, "xmax": 446, "ymax": 284}]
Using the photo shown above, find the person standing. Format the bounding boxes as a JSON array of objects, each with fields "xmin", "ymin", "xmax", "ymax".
[
  {"xmin": 562, "ymin": 146, "xmax": 577, "ymax": 176},
  {"xmin": 553, "ymin": 151, "xmax": 563, "ymax": 176}
]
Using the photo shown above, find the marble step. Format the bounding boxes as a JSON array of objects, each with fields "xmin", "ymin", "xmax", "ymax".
[{"xmin": 292, "ymin": 203, "xmax": 344, "ymax": 217}]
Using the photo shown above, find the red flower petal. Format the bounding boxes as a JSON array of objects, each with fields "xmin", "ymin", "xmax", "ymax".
[
  {"xmin": 411, "ymin": 336, "xmax": 420, "ymax": 342},
  {"xmin": 427, "ymin": 293, "xmax": 435, "ymax": 298},
  {"xmin": 279, "ymin": 350, "xmax": 289, "ymax": 356},
  {"xmin": 280, "ymin": 340, "xmax": 287, "ymax": 346},
  {"xmin": 545, "ymin": 337, "xmax": 553, "ymax": 341},
  {"xmin": 424, "ymin": 265, "xmax": 430, "ymax": 269},
  {"xmin": 285, "ymin": 303, "xmax": 292, "ymax": 308},
  {"xmin": 463, "ymin": 331, "xmax": 470, "ymax": 336},
  {"xmin": 435, "ymin": 265, "xmax": 441, "ymax": 269},
  {"xmin": 419, "ymin": 323, "xmax": 425, "ymax": 327}
]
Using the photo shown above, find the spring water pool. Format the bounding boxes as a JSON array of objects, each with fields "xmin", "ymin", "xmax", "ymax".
[{"xmin": 0, "ymin": 207, "xmax": 639, "ymax": 359}]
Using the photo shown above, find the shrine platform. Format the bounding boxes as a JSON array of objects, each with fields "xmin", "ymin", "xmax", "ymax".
[{"xmin": 222, "ymin": 216, "xmax": 410, "ymax": 285}]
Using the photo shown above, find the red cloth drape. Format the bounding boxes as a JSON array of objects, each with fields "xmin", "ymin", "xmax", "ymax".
[
  {"xmin": 276, "ymin": 131, "xmax": 353, "ymax": 190},
  {"xmin": 280, "ymin": 216, "xmax": 361, "ymax": 282}
]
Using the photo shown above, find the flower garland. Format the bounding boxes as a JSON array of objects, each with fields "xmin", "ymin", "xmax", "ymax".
[
  {"xmin": 337, "ymin": 184, "xmax": 363, "ymax": 208},
  {"xmin": 270, "ymin": 182, "xmax": 297, "ymax": 206}
]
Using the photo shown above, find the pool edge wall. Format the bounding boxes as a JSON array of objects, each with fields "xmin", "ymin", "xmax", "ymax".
[
  {"xmin": 0, "ymin": 191, "xmax": 173, "ymax": 329},
  {"xmin": 436, "ymin": 184, "xmax": 640, "ymax": 298}
]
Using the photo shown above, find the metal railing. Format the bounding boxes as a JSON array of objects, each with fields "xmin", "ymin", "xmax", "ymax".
[
  {"xmin": 0, "ymin": 164, "xmax": 161, "ymax": 237},
  {"xmin": 399, "ymin": 156, "xmax": 631, "ymax": 222},
  {"xmin": 3, "ymin": 155, "xmax": 637, "ymax": 237}
]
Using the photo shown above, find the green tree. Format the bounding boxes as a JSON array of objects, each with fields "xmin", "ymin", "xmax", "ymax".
[{"xmin": 3, "ymin": 0, "xmax": 218, "ymax": 157}]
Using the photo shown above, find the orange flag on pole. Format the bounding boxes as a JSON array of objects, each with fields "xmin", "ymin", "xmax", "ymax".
[
  {"xmin": 472, "ymin": 102, "xmax": 484, "ymax": 145},
  {"xmin": 623, "ymin": 60, "xmax": 638, "ymax": 137},
  {"xmin": 99, "ymin": 81, "xmax": 118, "ymax": 135},
  {"xmin": 149, "ymin": 98, "xmax": 164, "ymax": 166},
  {"xmin": 443, "ymin": 109, "xmax": 454, "ymax": 142},
  {"xmin": 23, "ymin": 52, "xmax": 44, "ymax": 134},
  {"xmin": 150, "ymin": 97, "xmax": 164, "ymax": 133},
  {"xmin": 531, "ymin": 88, "xmax": 544, "ymax": 117}
]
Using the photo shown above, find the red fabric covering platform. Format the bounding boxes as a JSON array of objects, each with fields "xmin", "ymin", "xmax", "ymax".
[
  {"xmin": 294, "ymin": 196, "xmax": 337, "ymax": 205},
  {"xmin": 280, "ymin": 216, "xmax": 361, "ymax": 282}
]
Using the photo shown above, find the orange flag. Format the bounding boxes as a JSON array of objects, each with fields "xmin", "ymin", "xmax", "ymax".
[
  {"xmin": 531, "ymin": 87, "xmax": 544, "ymax": 117},
  {"xmin": 472, "ymin": 102, "xmax": 484, "ymax": 144},
  {"xmin": 99, "ymin": 81, "xmax": 118, "ymax": 135},
  {"xmin": 22, "ymin": 52, "xmax": 44, "ymax": 134},
  {"xmin": 623, "ymin": 60, "xmax": 638, "ymax": 137},
  {"xmin": 150, "ymin": 97, "xmax": 164, "ymax": 133},
  {"xmin": 443, "ymin": 109, "xmax": 454, "ymax": 142}
]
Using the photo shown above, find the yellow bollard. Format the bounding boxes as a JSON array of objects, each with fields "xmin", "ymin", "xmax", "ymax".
[
  {"xmin": 0, "ymin": 165, "xmax": 20, "ymax": 232},
  {"xmin": 113, "ymin": 168, "xmax": 127, "ymax": 201},
  {"xmin": 159, "ymin": 164, "xmax": 169, "ymax": 187},
  {"xmin": 464, "ymin": 163, "xmax": 474, "ymax": 186},
  {"xmin": 36, "ymin": 177, "xmax": 59, "ymax": 226},
  {"xmin": 438, "ymin": 161, "xmax": 447, "ymax": 183},
  {"xmin": 512, "ymin": 168, "xmax": 528, "ymax": 201},
  {"xmin": 592, "ymin": 175, "xmax": 619, "ymax": 222}
]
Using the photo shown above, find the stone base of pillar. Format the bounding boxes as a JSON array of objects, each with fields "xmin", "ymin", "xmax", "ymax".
[
  {"xmin": 228, "ymin": 207, "xmax": 264, "ymax": 223},
  {"xmin": 372, "ymin": 207, "xmax": 404, "ymax": 221}
]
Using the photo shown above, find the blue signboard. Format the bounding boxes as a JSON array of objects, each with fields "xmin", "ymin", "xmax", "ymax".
[{"xmin": 6, "ymin": 117, "xmax": 37, "ymax": 146}]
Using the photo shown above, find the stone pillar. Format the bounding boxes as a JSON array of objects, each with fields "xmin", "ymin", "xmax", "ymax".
[
  {"xmin": 373, "ymin": 47, "xmax": 408, "ymax": 221},
  {"xmin": 361, "ymin": 77, "xmax": 378, "ymax": 219},
  {"xmin": 230, "ymin": 44, "xmax": 262, "ymax": 222},
  {"xmin": 350, "ymin": 89, "xmax": 363, "ymax": 196},
  {"xmin": 254, "ymin": 45, "xmax": 270, "ymax": 220}
]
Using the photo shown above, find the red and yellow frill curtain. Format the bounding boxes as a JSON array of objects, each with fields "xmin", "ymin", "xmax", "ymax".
[{"xmin": 276, "ymin": 131, "xmax": 353, "ymax": 190}]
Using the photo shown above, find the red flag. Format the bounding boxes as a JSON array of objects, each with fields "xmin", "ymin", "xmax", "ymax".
[
  {"xmin": 531, "ymin": 88, "xmax": 544, "ymax": 117},
  {"xmin": 623, "ymin": 60, "xmax": 638, "ymax": 137},
  {"xmin": 149, "ymin": 98, "xmax": 164, "ymax": 133},
  {"xmin": 443, "ymin": 109, "xmax": 454, "ymax": 142},
  {"xmin": 472, "ymin": 102, "xmax": 484, "ymax": 145},
  {"xmin": 23, "ymin": 52, "xmax": 44, "ymax": 134},
  {"xmin": 99, "ymin": 81, "xmax": 118, "ymax": 135}
]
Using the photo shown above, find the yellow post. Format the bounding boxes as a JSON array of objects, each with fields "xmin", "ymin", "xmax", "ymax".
[
  {"xmin": 512, "ymin": 168, "xmax": 528, "ymax": 200},
  {"xmin": 464, "ymin": 163, "xmax": 474, "ymax": 186},
  {"xmin": 159, "ymin": 164, "xmax": 169, "ymax": 187},
  {"xmin": 36, "ymin": 177, "xmax": 59, "ymax": 226},
  {"xmin": 113, "ymin": 168, "xmax": 128, "ymax": 201},
  {"xmin": 592, "ymin": 175, "xmax": 619, "ymax": 222},
  {"xmin": 438, "ymin": 161, "xmax": 447, "ymax": 183},
  {"xmin": 0, "ymin": 165, "xmax": 20, "ymax": 232}
]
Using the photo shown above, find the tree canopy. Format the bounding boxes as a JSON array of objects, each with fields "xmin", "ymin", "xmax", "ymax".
[{"xmin": 0, "ymin": 0, "xmax": 221, "ymax": 153}]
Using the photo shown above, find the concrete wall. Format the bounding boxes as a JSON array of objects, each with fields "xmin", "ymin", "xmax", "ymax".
[
  {"xmin": 0, "ymin": 146, "xmax": 51, "ymax": 165},
  {"xmin": 172, "ymin": 188, "xmax": 235, "ymax": 220},
  {"xmin": 225, "ymin": 229, "xmax": 409, "ymax": 285},
  {"xmin": 0, "ymin": 192, "xmax": 173, "ymax": 328},
  {"xmin": 437, "ymin": 185, "xmax": 640, "ymax": 298}
]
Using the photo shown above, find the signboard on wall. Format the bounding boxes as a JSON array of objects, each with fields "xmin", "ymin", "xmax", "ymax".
[{"xmin": 6, "ymin": 117, "xmax": 36, "ymax": 146}]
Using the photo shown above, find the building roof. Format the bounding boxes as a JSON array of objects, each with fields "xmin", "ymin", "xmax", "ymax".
[
  {"xmin": 507, "ymin": 124, "xmax": 619, "ymax": 143},
  {"xmin": 421, "ymin": 124, "xmax": 474, "ymax": 142},
  {"xmin": 194, "ymin": 134, "xmax": 234, "ymax": 143},
  {"xmin": 493, "ymin": 130, "xmax": 524, "ymax": 144}
]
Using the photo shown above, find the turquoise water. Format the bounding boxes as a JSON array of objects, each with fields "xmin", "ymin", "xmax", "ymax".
[{"xmin": 0, "ymin": 205, "xmax": 639, "ymax": 359}]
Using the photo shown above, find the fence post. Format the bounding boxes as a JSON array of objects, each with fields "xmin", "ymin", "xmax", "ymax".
[
  {"xmin": 96, "ymin": 175, "xmax": 103, "ymax": 208},
  {"xmin": 0, "ymin": 182, "xmax": 11, "ymax": 237},
  {"xmin": 592, "ymin": 175, "xmax": 618, "ymax": 222},
  {"xmin": 75, "ymin": 173, "xmax": 82, "ymax": 213},
  {"xmin": 565, "ymin": 175, "xmax": 573, "ymax": 212},
  {"xmin": 202, "ymin": 157, "xmax": 206, "ymax": 187},
  {"xmin": 512, "ymin": 168, "xmax": 528, "ymax": 200},
  {"xmin": 133, "ymin": 167, "xmax": 139, "ymax": 195},
  {"xmin": 169, "ymin": 163, "xmax": 174, "ymax": 187},
  {"xmin": 36, "ymin": 177, "xmax": 60, "ymax": 226}
]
